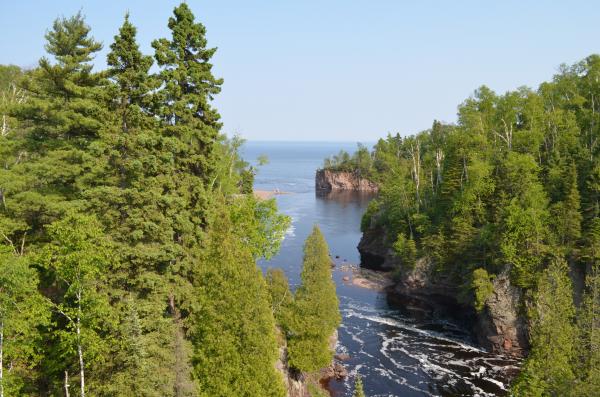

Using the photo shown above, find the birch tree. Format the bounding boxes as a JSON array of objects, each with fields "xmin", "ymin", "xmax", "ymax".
[{"xmin": 40, "ymin": 213, "xmax": 112, "ymax": 397}]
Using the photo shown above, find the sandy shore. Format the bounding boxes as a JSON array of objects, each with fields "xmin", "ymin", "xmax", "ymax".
[
  {"xmin": 338, "ymin": 263, "xmax": 394, "ymax": 291},
  {"xmin": 253, "ymin": 190, "xmax": 290, "ymax": 200}
]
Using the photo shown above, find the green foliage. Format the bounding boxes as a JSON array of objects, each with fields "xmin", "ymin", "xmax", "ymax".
[
  {"xmin": 392, "ymin": 232, "xmax": 417, "ymax": 269},
  {"xmin": 0, "ymin": 249, "xmax": 49, "ymax": 396},
  {"xmin": 471, "ymin": 268, "xmax": 494, "ymax": 312},
  {"xmin": 353, "ymin": 374, "xmax": 366, "ymax": 397},
  {"xmin": 348, "ymin": 54, "xmax": 600, "ymax": 393},
  {"xmin": 323, "ymin": 143, "xmax": 374, "ymax": 178},
  {"xmin": 192, "ymin": 209, "xmax": 285, "ymax": 397},
  {"xmin": 0, "ymin": 3, "xmax": 298, "ymax": 395},
  {"xmin": 512, "ymin": 258, "xmax": 577, "ymax": 396},
  {"xmin": 152, "ymin": 2, "xmax": 222, "ymax": 183},
  {"xmin": 360, "ymin": 200, "xmax": 379, "ymax": 233},
  {"xmin": 107, "ymin": 13, "xmax": 156, "ymax": 132},
  {"xmin": 40, "ymin": 212, "xmax": 115, "ymax": 396},
  {"xmin": 287, "ymin": 226, "xmax": 341, "ymax": 372},
  {"xmin": 266, "ymin": 268, "xmax": 294, "ymax": 330},
  {"xmin": 229, "ymin": 195, "xmax": 291, "ymax": 260},
  {"xmin": 572, "ymin": 262, "xmax": 600, "ymax": 395}
]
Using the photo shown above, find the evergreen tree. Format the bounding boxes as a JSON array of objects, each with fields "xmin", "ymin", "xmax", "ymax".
[
  {"xmin": 511, "ymin": 258, "xmax": 577, "ymax": 396},
  {"xmin": 192, "ymin": 205, "xmax": 285, "ymax": 397},
  {"xmin": 85, "ymin": 13, "xmax": 185, "ymax": 396},
  {"xmin": 287, "ymin": 226, "xmax": 341, "ymax": 372},
  {"xmin": 573, "ymin": 262, "xmax": 600, "ymax": 396},
  {"xmin": 551, "ymin": 162, "xmax": 582, "ymax": 254},
  {"xmin": 7, "ymin": 12, "xmax": 105, "ymax": 239},
  {"xmin": 266, "ymin": 268, "xmax": 294, "ymax": 330},
  {"xmin": 499, "ymin": 153, "xmax": 550, "ymax": 287},
  {"xmin": 353, "ymin": 374, "xmax": 366, "ymax": 397},
  {"xmin": 0, "ymin": 5, "xmax": 298, "ymax": 396},
  {"xmin": 572, "ymin": 217, "xmax": 600, "ymax": 395},
  {"xmin": 107, "ymin": 13, "xmax": 155, "ymax": 133},
  {"xmin": 152, "ymin": 2, "xmax": 223, "ymax": 183}
]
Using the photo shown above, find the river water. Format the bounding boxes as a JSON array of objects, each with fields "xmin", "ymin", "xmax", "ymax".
[{"xmin": 242, "ymin": 141, "xmax": 521, "ymax": 397}]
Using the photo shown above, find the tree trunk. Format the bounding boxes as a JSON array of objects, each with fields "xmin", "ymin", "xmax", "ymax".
[
  {"xmin": 1, "ymin": 115, "xmax": 7, "ymax": 137},
  {"xmin": 410, "ymin": 141, "xmax": 421, "ymax": 211},
  {"xmin": 76, "ymin": 291, "xmax": 85, "ymax": 397},
  {"xmin": 64, "ymin": 370, "xmax": 70, "ymax": 397},
  {"xmin": 435, "ymin": 148, "xmax": 444, "ymax": 187}
]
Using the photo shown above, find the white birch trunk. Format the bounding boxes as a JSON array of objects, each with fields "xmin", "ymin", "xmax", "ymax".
[
  {"xmin": 64, "ymin": 370, "xmax": 70, "ymax": 397},
  {"xmin": 410, "ymin": 141, "xmax": 421, "ymax": 210},
  {"xmin": 76, "ymin": 291, "xmax": 85, "ymax": 397}
]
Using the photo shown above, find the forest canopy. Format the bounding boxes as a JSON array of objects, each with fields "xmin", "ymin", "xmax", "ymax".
[
  {"xmin": 0, "ymin": 4, "xmax": 332, "ymax": 397},
  {"xmin": 347, "ymin": 56, "xmax": 600, "ymax": 396}
]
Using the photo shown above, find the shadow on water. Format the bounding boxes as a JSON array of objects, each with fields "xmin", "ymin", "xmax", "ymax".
[{"xmin": 315, "ymin": 189, "xmax": 378, "ymax": 207}]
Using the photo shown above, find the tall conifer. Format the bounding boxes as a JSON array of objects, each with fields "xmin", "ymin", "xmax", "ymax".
[{"xmin": 287, "ymin": 226, "xmax": 341, "ymax": 372}]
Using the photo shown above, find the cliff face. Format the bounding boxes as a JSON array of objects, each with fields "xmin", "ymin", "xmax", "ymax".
[
  {"xmin": 474, "ymin": 270, "xmax": 529, "ymax": 356},
  {"xmin": 358, "ymin": 226, "xmax": 528, "ymax": 357},
  {"xmin": 315, "ymin": 169, "xmax": 378, "ymax": 192}
]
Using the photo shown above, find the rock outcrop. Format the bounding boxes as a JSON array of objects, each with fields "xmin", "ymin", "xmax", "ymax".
[
  {"xmin": 357, "ymin": 226, "xmax": 394, "ymax": 271},
  {"xmin": 315, "ymin": 169, "xmax": 378, "ymax": 192},
  {"xmin": 475, "ymin": 270, "xmax": 529, "ymax": 356},
  {"xmin": 358, "ymin": 226, "xmax": 529, "ymax": 357}
]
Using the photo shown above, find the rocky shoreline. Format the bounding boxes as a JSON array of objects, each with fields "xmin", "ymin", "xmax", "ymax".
[{"xmin": 357, "ymin": 226, "xmax": 529, "ymax": 358}]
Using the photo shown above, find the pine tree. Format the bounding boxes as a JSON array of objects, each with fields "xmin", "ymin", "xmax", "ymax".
[
  {"xmin": 287, "ymin": 226, "xmax": 341, "ymax": 372},
  {"xmin": 8, "ymin": 12, "xmax": 105, "ymax": 235},
  {"xmin": 152, "ymin": 2, "xmax": 223, "ymax": 182}
]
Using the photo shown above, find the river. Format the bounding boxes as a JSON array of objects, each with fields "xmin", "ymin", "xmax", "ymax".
[{"xmin": 242, "ymin": 141, "xmax": 521, "ymax": 397}]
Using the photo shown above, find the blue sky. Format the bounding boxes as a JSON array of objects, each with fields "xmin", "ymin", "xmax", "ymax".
[{"xmin": 2, "ymin": 1, "xmax": 599, "ymax": 141}]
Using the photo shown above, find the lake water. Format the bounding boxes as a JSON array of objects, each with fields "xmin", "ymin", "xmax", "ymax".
[{"xmin": 242, "ymin": 141, "xmax": 520, "ymax": 397}]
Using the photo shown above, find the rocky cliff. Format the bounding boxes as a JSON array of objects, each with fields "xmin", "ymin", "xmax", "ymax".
[
  {"xmin": 474, "ymin": 270, "xmax": 529, "ymax": 356},
  {"xmin": 315, "ymin": 169, "xmax": 378, "ymax": 192},
  {"xmin": 358, "ymin": 226, "xmax": 528, "ymax": 357}
]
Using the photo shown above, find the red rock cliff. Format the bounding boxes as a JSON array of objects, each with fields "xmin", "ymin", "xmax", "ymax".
[{"xmin": 315, "ymin": 169, "xmax": 378, "ymax": 192}]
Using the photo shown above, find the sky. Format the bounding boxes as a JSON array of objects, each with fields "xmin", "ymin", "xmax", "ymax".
[{"xmin": 1, "ymin": 1, "xmax": 600, "ymax": 141}]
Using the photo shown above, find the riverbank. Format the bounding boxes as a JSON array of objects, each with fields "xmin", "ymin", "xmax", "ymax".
[{"xmin": 337, "ymin": 262, "xmax": 394, "ymax": 291}]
